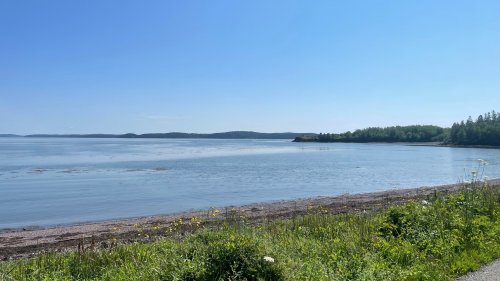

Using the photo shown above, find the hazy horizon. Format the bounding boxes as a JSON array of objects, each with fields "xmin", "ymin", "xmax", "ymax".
[
  {"xmin": 1, "ymin": 1, "xmax": 499, "ymax": 135},
  {"xmin": 2, "ymin": 131, "xmax": 314, "ymax": 136},
  {"xmin": 2, "ymin": 124, "xmax": 452, "ymax": 136}
]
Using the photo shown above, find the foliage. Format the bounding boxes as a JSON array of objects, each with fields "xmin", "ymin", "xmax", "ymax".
[
  {"xmin": 1, "ymin": 183, "xmax": 499, "ymax": 280},
  {"xmin": 295, "ymin": 110, "xmax": 500, "ymax": 146},
  {"xmin": 295, "ymin": 125, "xmax": 449, "ymax": 143},
  {"xmin": 447, "ymin": 110, "xmax": 500, "ymax": 146}
]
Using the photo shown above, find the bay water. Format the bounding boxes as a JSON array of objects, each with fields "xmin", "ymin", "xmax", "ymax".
[{"xmin": 1, "ymin": 138, "xmax": 499, "ymax": 229}]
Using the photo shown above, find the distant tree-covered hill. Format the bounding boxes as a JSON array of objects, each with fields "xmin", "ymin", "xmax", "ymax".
[
  {"xmin": 447, "ymin": 110, "xmax": 500, "ymax": 146},
  {"xmin": 294, "ymin": 125, "xmax": 448, "ymax": 143},
  {"xmin": 24, "ymin": 131, "xmax": 315, "ymax": 140},
  {"xmin": 12, "ymin": 111, "xmax": 500, "ymax": 146},
  {"xmin": 295, "ymin": 111, "xmax": 500, "ymax": 147}
]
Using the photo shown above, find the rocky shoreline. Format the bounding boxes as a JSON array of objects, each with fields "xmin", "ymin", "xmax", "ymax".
[{"xmin": 1, "ymin": 179, "xmax": 499, "ymax": 261}]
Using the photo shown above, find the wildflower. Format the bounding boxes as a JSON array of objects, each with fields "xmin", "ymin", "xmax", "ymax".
[
  {"xmin": 483, "ymin": 176, "xmax": 490, "ymax": 181},
  {"xmin": 190, "ymin": 217, "xmax": 202, "ymax": 227},
  {"xmin": 421, "ymin": 200, "xmax": 429, "ymax": 205},
  {"xmin": 471, "ymin": 171, "xmax": 477, "ymax": 176},
  {"xmin": 263, "ymin": 256, "xmax": 275, "ymax": 263}
]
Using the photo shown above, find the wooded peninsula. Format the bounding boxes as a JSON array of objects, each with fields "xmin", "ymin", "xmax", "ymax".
[{"xmin": 294, "ymin": 110, "xmax": 500, "ymax": 146}]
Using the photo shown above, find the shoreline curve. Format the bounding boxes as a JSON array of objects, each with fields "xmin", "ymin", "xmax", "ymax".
[{"xmin": 1, "ymin": 179, "xmax": 499, "ymax": 261}]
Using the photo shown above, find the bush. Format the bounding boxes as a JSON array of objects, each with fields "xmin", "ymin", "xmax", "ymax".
[{"xmin": 177, "ymin": 231, "xmax": 283, "ymax": 281}]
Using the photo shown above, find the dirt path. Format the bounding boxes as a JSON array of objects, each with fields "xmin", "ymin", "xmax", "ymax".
[{"xmin": 1, "ymin": 180, "xmax": 499, "ymax": 261}]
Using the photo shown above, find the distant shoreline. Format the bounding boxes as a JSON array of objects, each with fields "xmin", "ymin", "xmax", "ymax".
[
  {"xmin": 1, "ymin": 179, "xmax": 499, "ymax": 260},
  {"xmin": 294, "ymin": 139, "xmax": 500, "ymax": 149},
  {"xmin": 410, "ymin": 143, "xmax": 500, "ymax": 149},
  {"xmin": 0, "ymin": 131, "xmax": 316, "ymax": 140}
]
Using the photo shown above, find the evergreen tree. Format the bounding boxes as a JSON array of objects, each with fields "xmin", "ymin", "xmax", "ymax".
[{"xmin": 295, "ymin": 110, "xmax": 499, "ymax": 146}]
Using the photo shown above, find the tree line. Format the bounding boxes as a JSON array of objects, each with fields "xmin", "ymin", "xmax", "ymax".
[
  {"xmin": 295, "ymin": 125, "xmax": 448, "ymax": 143},
  {"xmin": 447, "ymin": 110, "xmax": 500, "ymax": 146},
  {"xmin": 294, "ymin": 110, "xmax": 499, "ymax": 146}
]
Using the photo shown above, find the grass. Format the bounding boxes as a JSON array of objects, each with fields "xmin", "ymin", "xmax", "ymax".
[{"xmin": 1, "ymin": 181, "xmax": 499, "ymax": 280}]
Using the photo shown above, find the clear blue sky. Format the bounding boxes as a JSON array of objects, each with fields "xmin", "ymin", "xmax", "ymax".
[{"xmin": 1, "ymin": 0, "xmax": 499, "ymax": 134}]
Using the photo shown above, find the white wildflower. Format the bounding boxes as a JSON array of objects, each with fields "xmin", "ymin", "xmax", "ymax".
[
  {"xmin": 483, "ymin": 176, "xmax": 490, "ymax": 181},
  {"xmin": 263, "ymin": 256, "xmax": 275, "ymax": 263},
  {"xmin": 421, "ymin": 200, "xmax": 429, "ymax": 205}
]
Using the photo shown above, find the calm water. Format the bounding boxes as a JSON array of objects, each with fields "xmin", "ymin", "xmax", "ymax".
[{"xmin": 1, "ymin": 138, "xmax": 499, "ymax": 229}]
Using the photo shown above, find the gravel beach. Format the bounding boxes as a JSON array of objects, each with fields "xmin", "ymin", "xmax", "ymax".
[{"xmin": 1, "ymin": 179, "xmax": 499, "ymax": 261}]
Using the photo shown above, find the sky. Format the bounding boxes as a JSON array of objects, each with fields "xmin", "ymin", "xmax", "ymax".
[{"xmin": 1, "ymin": 0, "xmax": 499, "ymax": 134}]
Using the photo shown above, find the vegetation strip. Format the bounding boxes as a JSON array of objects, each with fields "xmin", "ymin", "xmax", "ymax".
[
  {"xmin": 1, "ymin": 179, "xmax": 498, "ymax": 280},
  {"xmin": 294, "ymin": 110, "xmax": 500, "ymax": 146}
]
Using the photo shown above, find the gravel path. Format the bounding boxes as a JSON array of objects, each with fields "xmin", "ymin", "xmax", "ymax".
[{"xmin": 457, "ymin": 259, "xmax": 500, "ymax": 281}]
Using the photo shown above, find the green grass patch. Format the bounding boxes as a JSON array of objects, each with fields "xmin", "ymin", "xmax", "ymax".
[{"xmin": 1, "ymin": 183, "xmax": 499, "ymax": 280}]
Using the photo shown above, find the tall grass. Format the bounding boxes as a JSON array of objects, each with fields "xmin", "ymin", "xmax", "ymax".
[{"xmin": 1, "ymin": 181, "xmax": 499, "ymax": 280}]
